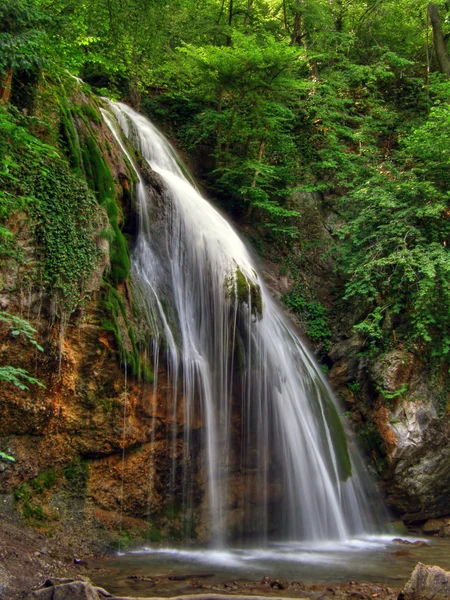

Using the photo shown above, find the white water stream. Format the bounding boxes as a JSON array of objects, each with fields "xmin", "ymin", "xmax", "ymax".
[{"xmin": 103, "ymin": 102, "xmax": 384, "ymax": 545}]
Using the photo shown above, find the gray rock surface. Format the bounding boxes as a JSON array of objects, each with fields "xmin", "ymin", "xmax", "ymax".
[
  {"xmin": 330, "ymin": 344, "xmax": 450, "ymax": 521},
  {"xmin": 28, "ymin": 581, "xmax": 100, "ymax": 600},
  {"xmin": 383, "ymin": 380, "xmax": 450, "ymax": 521},
  {"xmin": 400, "ymin": 562, "xmax": 450, "ymax": 599}
]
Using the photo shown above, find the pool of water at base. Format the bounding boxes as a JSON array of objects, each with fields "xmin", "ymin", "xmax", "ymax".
[{"xmin": 93, "ymin": 535, "xmax": 450, "ymax": 597}]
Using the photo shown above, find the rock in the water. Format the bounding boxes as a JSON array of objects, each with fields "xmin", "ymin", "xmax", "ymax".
[
  {"xmin": 400, "ymin": 562, "xmax": 450, "ymax": 599},
  {"xmin": 393, "ymin": 538, "xmax": 428, "ymax": 547},
  {"xmin": 28, "ymin": 581, "xmax": 100, "ymax": 600},
  {"xmin": 270, "ymin": 578, "xmax": 289, "ymax": 590},
  {"xmin": 422, "ymin": 519, "xmax": 445, "ymax": 534}
]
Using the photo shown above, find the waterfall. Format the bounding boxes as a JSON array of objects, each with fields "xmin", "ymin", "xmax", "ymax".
[{"xmin": 103, "ymin": 102, "xmax": 384, "ymax": 545}]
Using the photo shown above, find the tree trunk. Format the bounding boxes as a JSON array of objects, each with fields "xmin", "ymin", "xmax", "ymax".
[
  {"xmin": 244, "ymin": 0, "xmax": 253, "ymax": 27},
  {"xmin": 428, "ymin": 3, "xmax": 450, "ymax": 77},
  {"xmin": 251, "ymin": 139, "xmax": 266, "ymax": 188},
  {"xmin": 291, "ymin": 0, "xmax": 302, "ymax": 46},
  {"xmin": 226, "ymin": 0, "xmax": 233, "ymax": 46},
  {"xmin": 282, "ymin": 0, "xmax": 288, "ymax": 32},
  {"xmin": 0, "ymin": 68, "xmax": 13, "ymax": 105},
  {"xmin": 332, "ymin": 0, "xmax": 344, "ymax": 32}
]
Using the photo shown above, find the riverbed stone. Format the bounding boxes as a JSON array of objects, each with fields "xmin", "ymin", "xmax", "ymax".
[
  {"xmin": 400, "ymin": 562, "xmax": 450, "ymax": 599},
  {"xmin": 28, "ymin": 581, "xmax": 100, "ymax": 599}
]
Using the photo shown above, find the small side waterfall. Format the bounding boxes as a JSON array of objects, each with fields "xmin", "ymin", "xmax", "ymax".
[{"xmin": 104, "ymin": 102, "xmax": 384, "ymax": 545}]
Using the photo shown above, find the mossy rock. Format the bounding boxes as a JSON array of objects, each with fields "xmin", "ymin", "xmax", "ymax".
[
  {"xmin": 230, "ymin": 267, "xmax": 263, "ymax": 318},
  {"xmin": 100, "ymin": 283, "xmax": 154, "ymax": 383}
]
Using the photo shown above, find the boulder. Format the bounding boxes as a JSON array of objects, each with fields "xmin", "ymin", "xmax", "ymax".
[
  {"xmin": 422, "ymin": 519, "xmax": 445, "ymax": 534},
  {"xmin": 399, "ymin": 562, "xmax": 450, "ymax": 599},
  {"xmin": 28, "ymin": 581, "xmax": 100, "ymax": 600}
]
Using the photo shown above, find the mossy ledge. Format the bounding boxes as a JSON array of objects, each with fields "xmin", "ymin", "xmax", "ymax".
[{"xmin": 231, "ymin": 267, "xmax": 263, "ymax": 318}]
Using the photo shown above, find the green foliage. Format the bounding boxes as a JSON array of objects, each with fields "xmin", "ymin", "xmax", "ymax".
[
  {"xmin": 282, "ymin": 283, "xmax": 331, "ymax": 350},
  {"xmin": 2, "ymin": 0, "xmax": 450, "ymax": 403},
  {"xmin": 0, "ymin": 366, "xmax": 44, "ymax": 390},
  {"xmin": 0, "ymin": 105, "xmax": 102, "ymax": 314},
  {"xmin": 377, "ymin": 383, "xmax": 408, "ymax": 404},
  {"xmin": 337, "ymin": 100, "xmax": 450, "ymax": 357},
  {"xmin": 347, "ymin": 381, "xmax": 360, "ymax": 393},
  {"xmin": 0, "ymin": 0, "xmax": 47, "ymax": 75},
  {"xmin": 58, "ymin": 98, "xmax": 131, "ymax": 284},
  {"xmin": 28, "ymin": 161, "xmax": 100, "ymax": 312},
  {"xmin": 0, "ymin": 311, "xmax": 43, "ymax": 351},
  {"xmin": 0, "ymin": 451, "xmax": 15, "ymax": 462},
  {"xmin": 0, "ymin": 311, "xmax": 45, "ymax": 389},
  {"xmin": 152, "ymin": 31, "xmax": 303, "ymax": 237}
]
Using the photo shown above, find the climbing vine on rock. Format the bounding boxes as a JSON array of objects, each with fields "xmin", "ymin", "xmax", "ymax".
[{"xmin": 0, "ymin": 104, "xmax": 103, "ymax": 314}]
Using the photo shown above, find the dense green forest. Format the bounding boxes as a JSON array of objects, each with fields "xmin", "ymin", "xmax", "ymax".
[{"xmin": 2, "ymin": 0, "xmax": 450, "ymax": 376}]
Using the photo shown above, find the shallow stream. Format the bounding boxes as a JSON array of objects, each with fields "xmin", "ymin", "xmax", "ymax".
[{"xmin": 93, "ymin": 535, "xmax": 450, "ymax": 597}]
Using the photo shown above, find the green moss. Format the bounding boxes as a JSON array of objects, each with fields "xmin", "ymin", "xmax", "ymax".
[
  {"xmin": 64, "ymin": 457, "xmax": 89, "ymax": 497},
  {"xmin": 22, "ymin": 501, "xmax": 48, "ymax": 522},
  {"xmin": 59, "ymin": 101, "xmax": 82, "ymax": 174},
  {"xmin": 321, "ymin": 393, "xmax": 352, "ymax": 481},
  {"xmin": 358, "ymin": 422, "xmax": 388, "ymax": 475},
  {"xmin": 142, "ymin": 526, "xmax": 163, "ymax": 543},
  {"xmin": 111, "ymin": 529, "xmax": 133, "ymax": 551},
  {"xmin": 79, "ymin": 133, "xmax": 131, "ymax": 284},
  {"xmin": 80, "ymin": 103, "xmax": 102, "ymax": 125},
  {"xmin": 165, "ymin": 502, "xmax": 181, "ymax": 520},
  {"xmin": 140, "ymin": 362, "xmax": 154, "ymax": 384},
  {"xmin": 14, "ymin": 483, "xmax": 31, "ymax": 502},
  {"xmin": 235, "ymin": 268, "xmax": 248, "ymax": 303},
  {"xmin": 81, "ymin": 135, "xmax": 115, "ymax": 203},
  {"xmin": 30, "ymin": 470, "xmax": 56, "ymax": 493},
  {"xmin": 101, "ymin": 283, "xmax": 154, "ymax": 383},
  {"xmin": 14, "ymin": 477, "xmax": 53, "ymax": 523},
  {"xmin": 234, "ymin": 268, "xmax": 263, "ymax": 318},
  {"xmin": 109, "ymin": 224, "xmax": 131, "ymax": 283}
]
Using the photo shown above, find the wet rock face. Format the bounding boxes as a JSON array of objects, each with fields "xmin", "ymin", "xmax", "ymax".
[
  {"xmin": 0, "ymin": 142, "xmax": 204, "ymax": 543},
  {"xmin": 372, "ymin": 351, "xmax": 450, "ymax": 521},
  {"xmin": 400, "ymin": 562, "xmax": 450, "ymax": 600},
  {"xmin": 0, "ymin": 280, "xmax": 203, "ymax": 537},
  {"xmin": 330, "ymin": 341, "xmax": 450, "ymax": 520}
]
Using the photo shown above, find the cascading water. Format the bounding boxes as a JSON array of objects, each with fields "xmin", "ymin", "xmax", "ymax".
[{"xmin": 103, "ymin": 102, "xmax": 384, "ymax": 546}]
